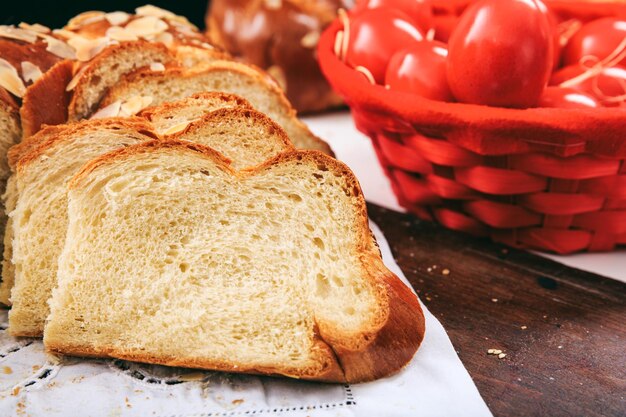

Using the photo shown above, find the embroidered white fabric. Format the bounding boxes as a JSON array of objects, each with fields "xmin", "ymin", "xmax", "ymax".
[{"xmin": 0, "ymin": 221, "xmax": 491, "ymax": 416}]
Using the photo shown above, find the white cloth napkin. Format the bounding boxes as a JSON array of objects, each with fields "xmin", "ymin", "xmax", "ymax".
[
  {"xmin": 0, "ymin": 221, "xmax": 491, "ymax": 416},
  {"xmin": 303, "ymin": 112, "xmax": 626, "ymax": 284}
]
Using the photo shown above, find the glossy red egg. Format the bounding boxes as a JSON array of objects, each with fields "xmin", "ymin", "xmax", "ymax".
[
  {"xmin": 385, "ymin": 41, "xmax": 453, "ymax": 101},
  {"xmin": 562, "ymin": 18, "xmax": 626, "ymax": 68},
  {"xmin": 345, "ymin": 8, "xmax": 424, "ymax": 84},
  {"xmin": 538, "ymin": 86, "xmax": 600, "ymax": 109},
  {"xmin": 551, "ymin": 64, "xmax": 626, "ymax": 106},
  {"xmin": 446, "ymin": 0, "xmax": 554, "ymax": 108},
  {"xmin": 354, "ymin": 0, "xmax": 433, "ymax": 31}
]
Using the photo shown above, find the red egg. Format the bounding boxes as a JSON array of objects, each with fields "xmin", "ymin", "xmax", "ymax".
[
  {"xmin": 538, "ymin": 86, "xmax": 600, "ymax": 109},
  {"xmin": 345, "ymin": 8, "xmax": 424, "ymax": 84},
  {"xmin": 446, "ymin": 0, "xmax": 554, "ymax": 108},
  {"xmin": 385, "ymin": 41, "xmax": 453, "ymax": 101},
  {"xmin": 551, "ymin": 64, "xmax": 626, "ymax": 106},
  {"xmin": 354, "ymin": 0, "xmax": 433, "ymax": 31},
  {"xmin": 562, "ymin": 18, "xmax": 626, "ymax": 68}
]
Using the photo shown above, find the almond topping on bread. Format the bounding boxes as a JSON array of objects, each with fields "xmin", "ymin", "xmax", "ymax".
[
  {"xmin": 21, "ymin": 61, "xmax": 43, "ymax": 83},
  {"xmin": 18, "ymin": 22, "xmax": 51, "ymax": 34},
  {"xmin": 105, "ymin": 26, "xmax": 139, "ymax": 42},
  {"xmin": 136, "ymin": 5, "xmax": 189, "ymax": 24},
  {"xmin": 0, "ymin": 26, "xmax": 38, "ymax": 43},
  {"xmin": 105, "ymin": 11, "xmax": 131, "ymax": 26},
  {"xmin": 162, "ymin": 120, "xmax": 195, "ymax": 135},
  {"xmin": 42, "ymin": 35, "xmax": 76, "ymax": 59},
  {"xmin": 67, "ymin": 36, "xmax": 111, "ymax": 61},
  {"xmin": 65, "ymin": 11, "xmax": 106, "ymax": 30},
  {"xmin": 91, "ymin": 95, "xmax": 153, "ymax": 119},
  {"xmin": 155, "ymin": 32, "xmax": 174, "ymax": 47},
  {"xmin": 0, "ymin": 58, "xmax": 27, "ymax": 97},
  {"xmin": 125, "ymin": 16, "xmax": 168, "ymax": 38},
  {"xmin": 90, "ymin": 100, "xmax": 122, "ymax": 119},
  {"xmin": 65, "ymin": 63, "xmax": 88, "ymax": 92},
  {"xmin": 120, "ymin": 95, "xmax": 153, "ymax": 116}
]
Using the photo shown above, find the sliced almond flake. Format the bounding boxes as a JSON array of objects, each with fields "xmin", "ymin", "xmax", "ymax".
[
  {"xmin": 106, "ymin": 26, "xmax": 139, "ymax": 42},
  {"xmin": 200, "ymin": 42, "xmax": 215, "ymax": 50},
  {"xmin": 266, "ymin": 65, "xmax": 287, "ymax": 91},
  {"xmin": 66, "ymin": 11, "xmax": 106, "ymax": 30},
  {"xmin": 0, "ymin": 58, "xmax": 27, "ymax": 97},
  {"xmin": 155, "ymin": 31, "xmax": 174, "ymax": 47},
  {"xmin": 162, "ymin": 120, "xmax": 193, "ymax": 135},
  {"xmin": 65, "ymin": 63, "xmax": 89, "ymax": 92},
  {"xmin": 18, "ymin": 22, "xmax": 51, "ymax": 34},
  {"xmin": 149, "ymin": 62, "xmax": 165, "ymax": 72},
  {"xmin": 52, "ymin": 29, "xmax": 77, "ymax": 40},
  {"xmin": 135, "ymin": 5, "xmax": 190, "ymax": 24},
  {"xmin": 42, "ymin": 35, "xmax": 76, "ymax": 60},
  {"xmin": 125, "ymin": 16, "xmax": 168, "ymax": 38},
  {"xmin": 105, "ymin": 11, "xmax": 130, "ymax": 26},
  {"xmin": 21, "ymin": 61, "xmax": 43, "ymax": 83},
  {"xmin": 300, "ymin": 30, "xmax": 320, "ymax": 48},
  {"xmin": 67, "ymin": 36, "xmax": 109, "ymax": 61},
  {"xmin": 120, "ymin": 95, "xmax": 153, "ymax": 116},
  {"xmin": 0, "ymin": 26, "xmax": 38, "ymax": 43},
  {"xmin": 91, "ymin": 100, "xmax": 121, "ymax": 119},
  {"xmin": 172, "ymin": 23, "xmax": 200, "ymax": 38},
  {"xmin": 169, "ymin": 19, "xmax": 197, "ymax": 28},
  {"xmin": 264, "ymin": 0, "xmax": 283, "ymax": 10}
]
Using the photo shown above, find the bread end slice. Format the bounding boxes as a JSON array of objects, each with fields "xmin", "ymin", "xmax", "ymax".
[
  {"xmin": 45, "ymin": 141, "xmax": 423, "ymax": 382},
  {"xmin": 7, "ymin": 118, "xmax": 158, "ymax": 336}
]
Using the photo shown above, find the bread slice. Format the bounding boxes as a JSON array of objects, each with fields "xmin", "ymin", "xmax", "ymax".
[
  {"xmin": 44, "ymin": 140, "xmax": 424, "ymax": 383},
  {"xmin": 0, "ymin": 96, "xmax": 21, "ymax": 306},
  {"xmin": 100, "ymin": 61, "xmax": 333, "ymax": 154},
  {"xmin": 0, "ymin": 123, "xmax": 74, "ymax": 306},
  {"xmin": 67, "ymin": 41, "xmax": 175, "ymax": 121},
  {"xmin": 172, "ymin": 108, "xmax": 294, "ymax": 169},
  {"xmin": 138, "ymin": 92, "xmax": 252, "ymax": 135},
  {"xmin": 8, "ymin": 104, "xmax": 296, "ymax": 334},
  {"xmin": 8, "ymin": 118, "xmax": 158, "ymax": 336}
]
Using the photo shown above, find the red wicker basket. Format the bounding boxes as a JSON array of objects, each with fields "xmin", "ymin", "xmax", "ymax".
[{"xmin": 318, "ymin": 0, "xmax": 626, "ymax": 254}]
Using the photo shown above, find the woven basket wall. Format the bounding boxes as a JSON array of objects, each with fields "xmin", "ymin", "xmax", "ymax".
[{"xmin": 318, "ymin": 4, "xmax": 626, "ymax": 254}]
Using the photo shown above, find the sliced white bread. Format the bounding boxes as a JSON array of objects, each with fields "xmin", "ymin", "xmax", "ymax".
[
  {"xmin": 44, "ymin": 140, "xmax": 424, "ymax": 383},
  {"xmin": 99, "ymin": 60, "xmax": 333, "ymax": 154},
  {"xmin": 0, "ymin": 123, "xmax": 68, "ymax": 306},
  {"xmin": 8, "ymin": 118, "xmax": 158, "ymax": 336},
  {"xmin": 138, "ymin": 92, "xmax": 253, "ymax": 135},
  {"xmin": 8, "ymin": 106, "xmax": 294, "ymax": 334}
]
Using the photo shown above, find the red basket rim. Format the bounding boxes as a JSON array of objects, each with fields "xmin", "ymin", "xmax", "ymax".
[{"xmin": 318, "ymin": 20, "xmax": 626, "ymax": 156}]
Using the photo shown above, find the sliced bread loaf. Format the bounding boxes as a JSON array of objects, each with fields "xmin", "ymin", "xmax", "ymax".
[
  {"xmin": 44, "ymin": 140, "xmax": 424, "ymax": 382},
  {"xmin": 8, "ymin": 106, "xmax": 295, "ymax": 334},
  {"xmin": 8, "ymin": 118, "xmax": 158, "ymax": 336},
  {"xmin": 99, "ymin": 61, "xmax": 333, "ymax": 154},
  {"xmin": 0, "ymin": 123, "xmax": 73, "ymax": 306},
  {"xmin": 138, "ymin": 92, "xmax": 252, "ymax": 135}
]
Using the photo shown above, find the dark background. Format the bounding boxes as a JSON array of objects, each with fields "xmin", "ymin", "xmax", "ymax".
[{"xmin": 2, "ymin": 1, "xmax": 207, "ymax": 29}]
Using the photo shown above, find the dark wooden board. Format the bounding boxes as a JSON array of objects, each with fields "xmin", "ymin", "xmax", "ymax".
[{"xmin": 367, "ymin": 203, "xmax": 626, "ymax": 417}]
